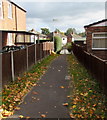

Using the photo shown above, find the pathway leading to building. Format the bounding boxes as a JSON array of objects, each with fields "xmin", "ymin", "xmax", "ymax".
[{"xmin": 7, "ymin": 55, "xmax": 71, "ymax": 119}]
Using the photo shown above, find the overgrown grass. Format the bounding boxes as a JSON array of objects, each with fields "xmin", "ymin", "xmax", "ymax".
[
  {"xmin": 67, "ymin": 54, "xmax": 107, "ymax": 119},
  {"xmin": 1, "ymin": 54, "xmax": 58, "ymax": 117}
]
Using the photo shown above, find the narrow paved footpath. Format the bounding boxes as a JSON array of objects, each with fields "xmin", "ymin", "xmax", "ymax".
[{"xmin": 9, "ymin": 55, "xmax": 71, "ymax": 119}]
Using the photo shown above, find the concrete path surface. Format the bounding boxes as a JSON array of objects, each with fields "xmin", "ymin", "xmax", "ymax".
[{"xmin": 6, "ymin": 55, "xmax": 71, "ymax": 119}]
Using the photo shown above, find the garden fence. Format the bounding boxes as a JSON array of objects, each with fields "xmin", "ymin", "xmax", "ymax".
[
  {"xmin": 2, "ymin": 42, "xmax": 54, "ymax": 86},
  {"xmin": 72, "ymin": 43, "xmax": 107, "ymax": 94}
]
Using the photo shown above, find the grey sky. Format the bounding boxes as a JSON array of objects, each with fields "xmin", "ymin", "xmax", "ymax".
[{"xmin": 14, "ymin": 1, "xmax": 106, "ymax": 32}]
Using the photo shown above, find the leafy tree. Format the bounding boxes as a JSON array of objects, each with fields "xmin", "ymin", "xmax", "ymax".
[
  {"xmin": 41, "ymin": 28, "xmax": 50, "ymax": 35},
  {"xmin": 65, "ymin": 28, "xmax": 77, "ymax": 36},
  {"xmin": 78, "ymin": 32, "xmax": 86, "ymax": 37},
  {"xmin": 55, "ymin": 28, "xmax": 60, "ymax": 33}
]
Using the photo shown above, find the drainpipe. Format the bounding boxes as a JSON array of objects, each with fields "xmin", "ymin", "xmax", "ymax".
[{"xmin": 15, "ymin": 6, "xmax": 17, "ymax": 31}]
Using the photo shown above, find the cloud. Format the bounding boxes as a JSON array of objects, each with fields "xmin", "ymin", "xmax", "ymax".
[
  {"xmin": 13, "ymin": 1, "xmax": 106, "ymax": 32},
  {"xmin": 13, "ymin": 0, "xmax": 106, "ymax": 3}
]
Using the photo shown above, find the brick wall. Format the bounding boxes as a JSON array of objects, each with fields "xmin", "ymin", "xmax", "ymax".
[
  {"xmin": 67, "ymin": 35, "xmax": 72, "ymax": 43},
  {"xmin": 0, "ymin": 0, "xmax": 26, "ymax": 31},
  {"xmin": 85, "ymin": 26, "xmax": 107, "ymax": 60}
]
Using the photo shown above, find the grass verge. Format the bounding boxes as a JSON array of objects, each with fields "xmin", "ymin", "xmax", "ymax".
[
  {"xmin": 67, "ymin": 54, "xmax": 107, "ymax": 119},
  {"xmin": 1, "ymin": 54, "xmax": 58, "ymax": 118}
]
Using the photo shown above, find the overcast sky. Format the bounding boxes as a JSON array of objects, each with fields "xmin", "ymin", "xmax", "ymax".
[{"xmin": 13, "ymin": 0, "xmax": 106, "ymax": 33}]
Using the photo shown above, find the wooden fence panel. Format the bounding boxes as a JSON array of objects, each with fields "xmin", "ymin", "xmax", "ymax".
[
  {"xmin": 36, "ymin": 44, "xmax": 40, "ymax": 61},
  {"xmin": 2, "ymin": 52, "xmax": 12, "ymax": 86},
  {"xmin": 43, "ymin": 42, "xmax": 46, "ymax": 58},
  {"xmin": 28, "ymin": 45, "xmax": 35, "ymax": 67},
  {"xmin": 14, "ymin": 49, "xmax": 27, "ymax": 77}
]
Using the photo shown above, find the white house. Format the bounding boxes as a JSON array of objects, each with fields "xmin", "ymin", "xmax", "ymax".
[
  {"xmin": 61, "ymin": 34, "xmax": 67, "ymax": 46},
  {"xmin": 54, "ymin": 31, "xmax": 67, "ymax": 46}
]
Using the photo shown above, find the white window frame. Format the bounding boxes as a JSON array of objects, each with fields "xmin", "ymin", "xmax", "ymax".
[
  {"xmin": 31, "ymin": 35, "xmax": 35, "ymax": 43},
  {"xmin": 0, "ymin": 1, "xmax": 3, "ymax": 19},
  {"xmin": 7, "ymin": 33, "xmax": 13, "ymax": 46},
  {"xmin": 8, "ymin": 2, "xmax": 12, "ymax": 19},
  {"xmin": 92, "ymin": 32, "xmax": 107, "ymax": 50}
]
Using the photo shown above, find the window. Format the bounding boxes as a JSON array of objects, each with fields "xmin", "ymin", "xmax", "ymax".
[
  {"xmin": 8, "ymin": 2, "xmax": 12, "ymax": 19},
  {"xmin": 0, "ymin": 2, "xmax": 3, "ymax": 19},
  {"xmin": 7, "ymin": 33, "xmax": 13, "ymax": 46},
  {"xmin": 16, "ymin": 34, "xmax": 24, "ymax": 42},
  {"xmin": 92, "ymin": 32, "xmax": 107, "ymax": 50},
  {"xmin": 31, "ymin": 35, "xmax": 35, "ymax": 43}
]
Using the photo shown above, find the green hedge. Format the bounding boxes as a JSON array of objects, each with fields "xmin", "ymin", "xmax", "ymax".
[{"xmin": 54, "ymin": 36, "xmax": 62, "ymax": 53}]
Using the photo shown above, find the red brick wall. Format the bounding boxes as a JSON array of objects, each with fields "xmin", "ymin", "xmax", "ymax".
[
  {"xmin": 67, "ymin": 35, "xmax": 72, "ymax": 43},
  {"xmin": 85, "ymin": 26, "xmax": 107, "ymax": 60}
]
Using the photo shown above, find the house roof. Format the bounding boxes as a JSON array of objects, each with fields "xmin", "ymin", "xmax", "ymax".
[
  {"xmin": 71, "ymin": 33, "xmax": 82, "ymax": 39},
  {"xmin": 84, "ymin": 19, "xmax": 107, "ymax": 28},
  {"xmin": 0, "ymin": 30, "xmax": 37, "ymax": 35},
  {"xmin": 29, "ymin": 29, "xmax": 47, "ymax": 37},
  {"xmin": 8, "ymin": 0, "xmax": 26, "ymax": 12},
  {"xmin": 54, "ymin": 32, "xmax": 67, "ymax": 38}
]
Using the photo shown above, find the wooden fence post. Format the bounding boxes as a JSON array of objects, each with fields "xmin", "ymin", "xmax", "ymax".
[
  {"xmin": 40, "ymin": 44, "xmax": 42, "ymax": 60},
  {"xmin": 45, "ymin": 42, "xmax": 46, "ymax": 57},
  {"xmin": 35, "ymin": 44, "xmax": 36, "ymax": 64},
  {"xmin": 0, "ymin": 31, "xmax": 2, "ymax": 88},
  {"xmin": 26, "ymin": 46, "xmax": 29, "ymax": 70},
  {"xmin": 104, "ymin": 61, "xmax": 107, "ymax": 95},
  {"xmin": 0, "ymin": 54, "xmax": 2, "ymax": 88},
  {"xmin": 11, "ymin": 51, "xmax": 15, "ymax": 81}
]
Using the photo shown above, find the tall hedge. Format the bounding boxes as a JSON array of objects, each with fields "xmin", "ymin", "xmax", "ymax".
[{"xmin": 54, "ymin": 36, "xmax": 62, "ymax": 53}]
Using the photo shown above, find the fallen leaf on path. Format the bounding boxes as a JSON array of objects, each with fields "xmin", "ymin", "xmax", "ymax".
[
  {"xmin": 32, "ymin": 96, "xmax": 36, "ymax": 100},
  {"xmin": 2, "ymin": 110, "xmax": 13, "ymax": 117},
  {"xmin": 19, "ymin": 115, "xmax": 24, "ymax": 118},
  {"xmin": 32, "ymin": 91, "xmax": 38, "ymax": 95},
  {"xmin": 41, "ymin": 114, "xmax": 46, "ymax": 118},
  {"xmin": 89, "ymin": 109, "xmax": 94, "ymax": 114},
  {"xmin": 26, "ymin": 116, "xmax": 30, "ymax": 119},
  {"xmin": 15, "ymin": 107, "xmax": 20, "ymax": 110},
  {"xmin": 72, "ymin": 105, "xmax": 76, "ymax": 108},
  {"xmin": 67, "ymin": 95, "xmax": 70, "ymax": 98},
  {"xmin": 62, "ymin": 103, "xmax": 68, "ymax": 106},
  {"xmin": 81, "ymin": 107, "xmax": 85, "ymax": 111},
  {"xmin": 17, "ymin": 77, "xmax": 21, "ymax": 81},
  {"xmin": 60, "ymin": 86, "xmax": 65, "ymax": 89},
  {"xmin": 33, "ymin": 84, "xmax": 37, "ymax": 86},
  {"xmin": 0, "ymin": 107, "xmax": 3, "ymax": 112},
  {"xmin": 37, "ymin": 98, "xmax": 40, "ymax": 101},
  {"xmin": 70, "ymin": 113, "xmax": 75, "ymax": 118}
]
